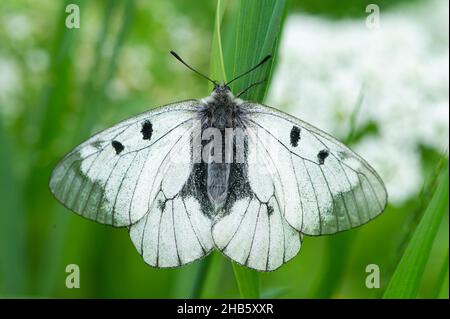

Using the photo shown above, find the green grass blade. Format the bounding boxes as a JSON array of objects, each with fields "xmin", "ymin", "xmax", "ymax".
[
  {"xmin": 383, "ymin": 161, "xmax": 449, "ymax": 298},
  {"xmin": 209, "ymin": 0, "xmax": 227, "ymax": 86},
  {"xmin": 232, "ymin": 264, "xmax": 260, "ymax": 298},
  {"xmin": 226, "ymin": 0, "xmax": 286, "ymax": 101},
  {"xmin": 433, "ymin": 249, "xmax": 449, "ymax": 299},
  {"xmin": 209, "ymin": 0, "xmax": 287, "ymax": 298},
  {"xmin": 198, "ymin": 252, "xmax": 227, "ymax": 298},
  {"xmin": 189, "ymin": 255, "xmax": 213, "ymax": 298},
  {"xmin": 0, "ymin": 117, "xmax": 25, "ymax": 295},
  {"xmin": 314, "ymin": 231, "xmax": 356, "ymax": 298},
  {"xmin": 383, "ymin": 155, "xmax": 448, "ymax": 292}
]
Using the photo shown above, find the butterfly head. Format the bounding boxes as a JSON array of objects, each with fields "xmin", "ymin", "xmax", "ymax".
[
  {"xmin": 212, "ymin": 84, "xmax": 233, "ymax": 98},
  {"xmin": 213, "ymin": 83, "xmax": 231, "ymax": 94},
  {"xmin": 210, "ymin": 84, "xmax": 236, "ymax": 105}
]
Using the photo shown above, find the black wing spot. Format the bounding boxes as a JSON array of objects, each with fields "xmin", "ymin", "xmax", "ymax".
[
  {"xmin": 267, "ymin": 205, "xmax": 274, "ymax": 216},
  {"xmin": 141, "ymin": 120, "xmax": 153, "ymax": 140},
  {"xmin": 290, "ymin": 126, "xmax": 301, "ymax": 147},
  {"xmin": 111, "ymin": 140, "xmax": 124, "ymax": 154},
  {"xmin": 317, "ymin": 149, "xmax": 329, "ymax": 164}
]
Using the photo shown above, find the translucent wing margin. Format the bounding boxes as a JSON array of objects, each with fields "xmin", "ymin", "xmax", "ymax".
[
  {"xmin": 49, "ymin": 100, "xmax": 201, "ymax": 227},
  {"xmin": 243, "ymin": 102, "xmax": 388, "ymax": 235}
]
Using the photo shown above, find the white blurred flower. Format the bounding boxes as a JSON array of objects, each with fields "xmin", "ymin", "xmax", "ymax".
[
  {"xmin": 0, "ymin": 57, "xmax": 22, "ymax": 114},
  {"xmin": 268, "ymin": 0, "xmax": 449, "ymax": 204},
  {"xmin": 3, "ymin": 14, "xmax": 31, "ymax": 40}
]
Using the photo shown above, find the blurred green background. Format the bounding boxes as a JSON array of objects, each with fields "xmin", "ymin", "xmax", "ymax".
[{"xmin": 0, "ymin": 0, "xmax": 448, "ymax": 298}]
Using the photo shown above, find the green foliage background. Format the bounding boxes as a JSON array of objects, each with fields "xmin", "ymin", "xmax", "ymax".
[{"xmin": 0, "ymin": 0, "xmax": 448, "ymax": 298}]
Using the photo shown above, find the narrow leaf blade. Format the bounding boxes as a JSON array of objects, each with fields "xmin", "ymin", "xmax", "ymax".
[{"xmin": 383, "ymin": 161, "xmax": 449, "ymax": 298}]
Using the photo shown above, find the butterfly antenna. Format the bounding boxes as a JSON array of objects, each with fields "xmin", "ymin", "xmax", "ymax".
[
  {"xmin": 170, "ymin": 51, "xmax": 217, "ymax": 86},
  {"xmin": 236, "ymin": 78, "xmax": 268, "ymax": 98},
  {"xmin": 226, "ymin": 54, "xmax": 272, "ymax": 86}
]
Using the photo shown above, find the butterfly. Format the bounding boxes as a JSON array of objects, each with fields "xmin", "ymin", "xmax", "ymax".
[{"xmin": 49, "ymin": 51, "xmax": 388, "ymax": 271}]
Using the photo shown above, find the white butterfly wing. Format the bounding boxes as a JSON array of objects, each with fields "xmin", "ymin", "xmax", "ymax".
[{"xmin": 242, "ymin": 102, "xmax": 388, "ymax": 236}]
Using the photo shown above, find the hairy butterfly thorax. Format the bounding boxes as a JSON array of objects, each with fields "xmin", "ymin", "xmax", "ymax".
[{"xmin": 201, "ymin": 85, "xmax": 242, "ymax": 128}]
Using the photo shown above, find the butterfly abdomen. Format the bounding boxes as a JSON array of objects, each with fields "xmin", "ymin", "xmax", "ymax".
[{"xmin": 207, "ymin": 162, "xmax": 230, "ymax": 211}]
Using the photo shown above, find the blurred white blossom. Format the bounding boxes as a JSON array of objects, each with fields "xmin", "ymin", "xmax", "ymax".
[
  {"xmin": 0, "ymin": 57, "xmax": 22, "ymax": 116},
  {"xmin": 3, "ymin": 14, "xmax": 31, "ymax": 40},
  {"xmin": 268, "ymin": 0, "xmax": 449, "ymax": 204}
]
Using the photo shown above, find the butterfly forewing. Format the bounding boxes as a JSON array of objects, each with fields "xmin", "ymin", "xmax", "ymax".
[
  {"xmin": 49, "ymin": 100, "xmax": 201, "ymax": 227},
  {"xmin": 243, "ymin": 102, "xmax": 388, "ymax": 236}
]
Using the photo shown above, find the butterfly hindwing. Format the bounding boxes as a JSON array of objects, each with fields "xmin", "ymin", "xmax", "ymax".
[
  {"xmin": 242, "ymin": 102, "xmax": 388, "ymax": 236},
  {"xmin": 213, "ymin": 196, "xmax": 302, "ymax": 271},
  {"xmin": 212, "ymin": 137, "xmax": 301, "ymax": 271}
]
